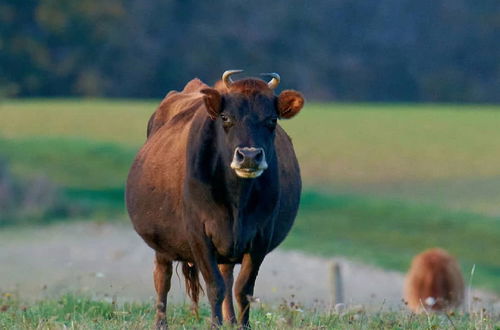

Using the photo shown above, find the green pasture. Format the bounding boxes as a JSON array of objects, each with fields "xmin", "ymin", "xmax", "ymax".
[
  {"xmin": 2, "ymin": 99, "xmax": 500, "ymax": 214},
  {"xmin": 0, "ymin": 99, "xmax": 499, "ymax": 292},
  {"xmin": 0, "ymin": 293, "xmax": 498, "ymax": 329}
]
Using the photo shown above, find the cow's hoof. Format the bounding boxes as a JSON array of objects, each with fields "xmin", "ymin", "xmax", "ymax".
[{"xmin": 155, "ymin": 318, "xmax": 167, "ymax": 330}]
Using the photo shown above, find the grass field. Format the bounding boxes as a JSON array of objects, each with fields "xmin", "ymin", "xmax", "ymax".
[
  {"xmin": 0, "ymin": 293, "xmax": 498, "ymax": 329},
  {"xmin": 1, "ymin": 99, "xmax": 499, "ymax": 292},
  {"xmin": 2, "ymin": 100, "xmax": 500, "ymax": 214}
]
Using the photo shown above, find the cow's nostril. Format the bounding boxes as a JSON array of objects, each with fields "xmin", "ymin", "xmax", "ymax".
[
  {"xmin": 255, "ymin": 150, "xmax": 263, "ymax": 162},
  {"xmin": 236, "ymin": 149, "xmax": 245, "ymax": 163}
]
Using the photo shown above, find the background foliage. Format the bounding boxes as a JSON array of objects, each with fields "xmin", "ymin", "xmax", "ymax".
[{"xmin": 1, "ymin": 0, "xmax": 499, "ymax": 101}]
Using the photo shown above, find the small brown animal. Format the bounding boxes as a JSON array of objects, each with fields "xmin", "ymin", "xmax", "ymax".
[{"xmin": 404, "ymin": 248, "xmax": 465, "ymax": 312}]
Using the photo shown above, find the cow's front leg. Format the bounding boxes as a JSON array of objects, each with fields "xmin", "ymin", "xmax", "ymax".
[
  {"xmin": 189, "ymin": 235, "xmax": 225, "ymax": 327},
  {"xmin": 234, "ymin": 252, "xmax": 265, "ymax": 328},
  {"xmin": 219, "ymin": 263, "xmax": 236, "ymax": 324},
  {"xmin": 153, "ymin": 253, "xmax": 173, "ymax": 330}
]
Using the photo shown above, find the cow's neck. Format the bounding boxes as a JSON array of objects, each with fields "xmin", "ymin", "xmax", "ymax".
[
  {"xmin": 186, "ymin": 115, "xmax": 279, "ymax": 254},
  {"xmin": 225, "ymin": 176, "xmax": 253, "ymax": 252},
  {"xmin": 220, "ymin": 153, "xmax": 279, "ymax": 255}
]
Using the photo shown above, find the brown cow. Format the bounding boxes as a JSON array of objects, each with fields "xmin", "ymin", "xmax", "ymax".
[
  {"xmin": 404, "ymin": 248, "xmax": 465, "ymax": 313},
  {"xmin": 126, "ymin": 70, "xmax": 304, "ymax": 328}
]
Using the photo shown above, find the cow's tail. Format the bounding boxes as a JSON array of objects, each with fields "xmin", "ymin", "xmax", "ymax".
[{"xmin": 181, "ymin": 262, "xmax": 203, "ymax": 315}]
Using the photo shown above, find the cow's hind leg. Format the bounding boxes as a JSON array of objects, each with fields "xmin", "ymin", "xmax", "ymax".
[
  {"xmin": 219, "ymin": 264, "xmax": 236, "ymax": 324},
  {"xmin": 235, "ymin": 253, "xmax": 265, "ymax": 328},
  {"xmin": 154, "ymin": 253, "xmax": 173, "ymax": 330}
]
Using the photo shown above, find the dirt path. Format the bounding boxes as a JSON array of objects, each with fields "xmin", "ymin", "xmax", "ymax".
[{"xmin": 1, "ymin": 222, "xmax": 498, "ymax": 312}]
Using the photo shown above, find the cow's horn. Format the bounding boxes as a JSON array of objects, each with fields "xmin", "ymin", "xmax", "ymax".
[
  {"xmin": 261, "ymin": 73, "xmax": 280, "ymax": 89},
  {"xmin": 222, "ymin": 70, "xmax": 244, "ymax": 88}
]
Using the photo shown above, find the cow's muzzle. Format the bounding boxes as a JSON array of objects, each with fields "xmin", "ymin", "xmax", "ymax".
[{"xmin": 230, "ymin": 147, "xmax": 268, "ymax": 179}]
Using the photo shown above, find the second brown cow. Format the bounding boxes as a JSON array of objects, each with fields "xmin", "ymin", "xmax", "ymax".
[{"xmin": 404, "ymin": 248, "xmax": 465, "ymax": 313}]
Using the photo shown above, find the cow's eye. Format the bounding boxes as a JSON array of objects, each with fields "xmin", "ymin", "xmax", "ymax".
[
  {"xmin": 266, "ymin": 117, "xmax": 277, "ymax": 129},
  {"xmin": 220, "ymin": 114, "xmax": 233, "ymax": 128}
]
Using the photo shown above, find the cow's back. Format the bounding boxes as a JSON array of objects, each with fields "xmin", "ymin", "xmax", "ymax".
[{"xmin": 147, "ymin": 79, "xmax": 208, "ymax": 138}]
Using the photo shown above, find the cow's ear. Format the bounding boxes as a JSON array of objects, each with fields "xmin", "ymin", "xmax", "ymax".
[
  {"xmin": 200, "ymin": 88, "xmax": 222, "ymax": 120},
  {"xmin": 277, "ymin": 90, "xmax": 304, "ymax": 119}
]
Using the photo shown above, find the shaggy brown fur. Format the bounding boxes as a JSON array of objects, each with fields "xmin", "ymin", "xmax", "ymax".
[{"xmin": 404, "ymin": 248, "xmax": 465, "ymax": 312}]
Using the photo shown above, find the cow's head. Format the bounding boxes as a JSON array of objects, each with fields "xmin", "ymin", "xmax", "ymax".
[{"xmin": 200, "ymin": 70, "xmax": 304, "ymax": 179}]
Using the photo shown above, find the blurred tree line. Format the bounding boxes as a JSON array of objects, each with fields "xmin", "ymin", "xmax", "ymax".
[{"xmin": 1, "ymin": 0, "xmax": 499, "ymax": 102}]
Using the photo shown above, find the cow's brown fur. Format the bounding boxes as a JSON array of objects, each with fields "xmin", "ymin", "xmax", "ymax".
[
  {"xmin": 126, "ymin": 76, "xmax": 304, "ymax": 328},
  {"xmin": 227, "ymin": 79, "xmax": 274, "ymax": 97},
  {"xmin": 147, "ymin": 79, "xmax": 208, "ymax": 137},
  {"xmin": 404, "ymin": 248, "xmax": 465, "ymax": 312}
]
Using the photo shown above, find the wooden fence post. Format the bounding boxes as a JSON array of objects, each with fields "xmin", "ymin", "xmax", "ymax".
[{"xmin": 329, "ymin": 260, "xmax": 344, "ymax": 307}]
